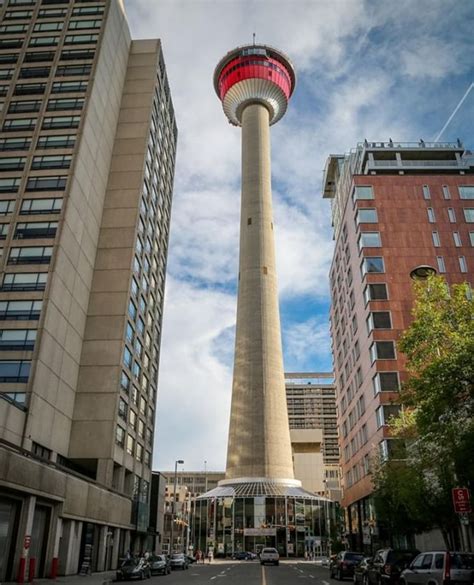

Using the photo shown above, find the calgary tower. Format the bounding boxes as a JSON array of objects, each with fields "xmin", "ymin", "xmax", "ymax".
[
  {"xmin": 194, "ymin": 44, "xmax": 332, "ymax": 558},
  {"xmin": 214, "ymin": 44, "xmax": 296, "ymax": 482}
]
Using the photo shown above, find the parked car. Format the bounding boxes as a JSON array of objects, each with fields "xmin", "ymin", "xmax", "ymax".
[
  {"xmin": 169, "ymin": 553, "xmax": 189, "ymax": 570},
  {"xmin": 353, "ymin": 558, "xmax": 373, "ymax": 584},
  {"xmin": 116, "ymin": 558, "xmax": 151, "ymax": 580},
  {"xmin": 401, "ymin": 551, "xmax": 474, "ymax": 585},
  {"xmin": 148, "ymin": 554, "xmax": 171, "ymax": 575},
  {"xmin": 260, "ymin": 547, "xmax": 280, "ymax": 566},
  {"xmin": 330, "ymin": 551, "xmax": 365, "ymax": 580},
  {"xmin": 366, "ymin": 549, "xmax": 420, "ymax": 585},
  {"xmin": 233, "ymin": 551, "xmax": 254, "ymax": 560}
]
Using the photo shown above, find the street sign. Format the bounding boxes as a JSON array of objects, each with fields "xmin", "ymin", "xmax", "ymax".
[{"xmin": 452, "ymin": 488, "xmax": 471, "ymax": 514}]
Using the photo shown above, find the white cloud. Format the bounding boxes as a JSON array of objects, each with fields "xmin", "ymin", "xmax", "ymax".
[{"xmin": 283, "ymin": 317, "xmax": 332, "ymax": 372}]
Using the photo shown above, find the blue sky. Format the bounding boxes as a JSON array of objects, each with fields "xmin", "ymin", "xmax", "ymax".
[{"xmin": 123, "ymin": 0, "xmax": 474, "ymax": 473}]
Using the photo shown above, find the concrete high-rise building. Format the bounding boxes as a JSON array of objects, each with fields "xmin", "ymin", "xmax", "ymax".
[
  {"xmin": 323, "ymin": 140, "xmax": 474, "ymax": 549},
  {"xmin": 193, "ymin": 45, "xmax": 333, "ymax": 559},
  {"xmin": 0, "ymin": 1, "xmax": 176, "ymax": 579},
  {"xmin": 285, "ymin": 372, "xmax": 341, "ymax": 501}
]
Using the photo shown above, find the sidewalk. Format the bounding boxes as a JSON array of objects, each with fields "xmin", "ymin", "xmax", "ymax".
[{"xmin": 4, "ymin": 570, "xmax": 117, "ymax": 585}]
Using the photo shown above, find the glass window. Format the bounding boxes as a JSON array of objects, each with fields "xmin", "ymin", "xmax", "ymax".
[
  {"xmin": 31, "ymin": 155, "xmax": 72, "ymax": 170},
  {"xmin": 442, "ymin": 185, "xmax": 451, "ymax": 200},
  {"xmin": 459, "ymin": 186, "xmax": 474, "ymax": 199},
  {"xmin": 47, "ymin": 98, "xmax": 84, "ymax": 111},
  {"xmin": 8, "ymin": 246, "xmax": 53, "ymax": 264},
  {"xmin": 19, "ymin": 66, "xmax": 51, "ymax": 78},
  {"xmin": 463, "ymin": 209, "xmax": 474, "ymax": 223},
  {"xmin": 128, "ymin": 300, "xmax": 137, "ymax": 320},
  {"xmin": 26, "ymin": 176, "xmax": 66, "ymax": 191},
  {"xmin": 125, "ymin": 322, "xmax": 134, "ymax": 343},
  {"xmin": 132, "ymin": 361, "xmax": 140, "ymax": 379},
  {"xmin": 0, "ymin": 23, "xmax": 28, "ymax": 33},
  {"xmin": 0, "ymin": 178, "xmax": 20, "ymax": 193},
  {"xmin": 0, "ymin": 69, "xmax": 14, "ymax": 80},
  {"xmin": 362, "ymin": 257, "xmax": 384, "ymax": 275},
  {"xmin": 432, "ymin": 231, "xmax": 440, "ymax": 247},
  {"xmin": 357, "ymin": 208, "xmax": 378, "ymax": 223},
  {"xmin": 60, "ymin": 48, "xmax": 95, "ymax": 61},
  {"xmin": 0, "ymin": 137, "xmax": 31, "ymax": 151},
  {"xmin": 14, "ymin": 83, "xmax": 46, "ymax": 95},
  {"xmin": 63, "ymin": 36, "xmax": 98, "ymax": 47},
  {"xmin": 42, "ymin": 116, "xmax": 81, "ymax": 129},
  {"xmin": 470, "ymin": 232, "xmax": 474, "ymax": 247},
  {"xmin": 135, "ymin": 443, "xmax": 143, "ymax": 462},
  {"xmin": 3, "ymin": 118, "xmax": 36, "ymax": 131},
  {"xmin": 138, "ymin": 419, "xmax": 145, "ymax": 439},
  {"xmin": 115, "ymin": 426, "xmax": 125, "ymax": 447},
  {"xmin": 14, "ymin": 221, "xmax": 58, "ymax": 239},
  {"xmin": 1, "ymin": 272, "xmax": 47, "ymax": 291},
  {"xmin": 51, "ymin": 80, "xmax": 87, "ymax": 93},
  {"xmin": 33, "ymin": 21, "xmax": 63, "ymax": 32},
  {"xmin": 5, "ymin": 10, "xmax": 33, "ymax": 19},
  {"xmin": 0, "ymin": 360, "xmax": 31, "ymax": 382},
  {"xmin": 437, "ymin": 256, "xmax": 446, "ymax": 273},
  {"xmin": 359, "ymin": 232, "xmax": 381, "ymax": 248},
  {"xmin": 365, "ymin": 282, "xmax": 388, "ymax": 302},
  {"xmin": 139, "ymin": 396, "xmax": 146, "ymax": 415},
  {"xmin": 68, "ymin": 19, "xmax": 102, "ymax": 30},
  {"xmin": 118, "ymin": 398, "xmax": 127, "ymax": 421},
  {"xmin": 0, "ymin": 300, "xmax": 42, "ymax": 321},
  {"xmin": 0, "ymin": 200, "xmax": 15, "ymax": 215},
  {"xmin": 367, "ymin": 311, "xmax": 391, "ymax": 330},
  {"xmin": 129, "ymin": 408, "xmax": 137, "ymax": 430},
  {"xmin": 28, "ymin": 36, "xmax": 59, "ymax": 47},
  {"xmin": 20, "ymin": 198, "xmax": 62, "ymax": 214},
  {"xmin": 422, "ymin": 185, "xmax": 430, "ymax": 199},
  {"xmin": 126, "ymin": 434, "xmax": 134, "ymax": 455},
  {"xmin": 353, "ymin": 186, "xmax": 374, "ymax": 200},
  {"xmin": 453, "ymin": 232, "xmax": 462, "ymax": 247},
  {"xmin": 8, "ymin": 100, "xmax": 41, "ymax": 113},
  {"xmin": 23, "ymin": 51, "xmax": 55, "ymax": 63},
  {"xmin": 37, "ymin": 134, "xmax": 75, "ymax": 149},
  {"xmin": 72, "ymin": 6, "xmax": 104, "ymax": 16},
  {"xmin": 123, "ymin": 347, "xmax": 132, "ymax": 368},
  {"xmin": 120, "ymin": 370, "xmax": 130, "ymax": 392},
  {"xmin": 459, "ymin": 256, "xmax": 467, "ymax": 273},
  {"xmin": 373, "ymin": 372, "xmax": 400, "ymax": 394},
  {"xmin": 0, "ymin": 38, "xmax": 24, "ymax": 50},
  {"xmin": 0, "ymin": 156, "xmax": 26, "ymax": 170},
  {"xmin": 448, "ymin": 208, "xmax": 456, "ymax": 223},
  {"xmin": 427, "ymin": 207, "xmax": 436, "ymax": 223},
  {"xmin": 38, "ymin": 8, "xmax": 67, "ymax": 18},
  {"xmin": 0, "ymin": 329, "xmax": 37, "ymax": 350},
  {"xmin": 370, "ymin": 341, "xmax": 395, "ymax": 361}
]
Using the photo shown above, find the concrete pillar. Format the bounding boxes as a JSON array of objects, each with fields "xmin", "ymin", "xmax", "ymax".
[
  {"xmin": 15, "ymin": 495, "xmax": 36, "ymax": 583},
  {"xmin": 123, "ymin": 530, "xmax": 131, "ymax": 556},
  {"xmin": 225, "ymin": 102, "xmax": 294, "ymax": 480},
  {"xmin": 50, "ymin": 516, "xmax": 62, "ymax": 578},
  {"xmin": 96, "ymin": 459, "xmax": 114, "ymax": 486},
  {"xmin": 111, "ymin": 528, "xmax": 121, "ymax": 569},
  {"xmin": 96, "ymin": 526, "xmax": 107, "ymax": 572}
]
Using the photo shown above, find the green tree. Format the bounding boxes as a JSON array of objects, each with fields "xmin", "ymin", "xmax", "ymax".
[{"xmin": 372, "ymin": 276, "xmax": 474, "ymax": 547}]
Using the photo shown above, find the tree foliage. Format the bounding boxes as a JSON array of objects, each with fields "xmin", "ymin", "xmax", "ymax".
[{"xmin": 372, "ymin": 276, "xmax": 474, "ymax": 543}]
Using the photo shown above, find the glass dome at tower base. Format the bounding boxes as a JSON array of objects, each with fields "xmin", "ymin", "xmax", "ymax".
[{"xmin": 191, "ymin": 478, "xmax": 336, "ymax": 558}]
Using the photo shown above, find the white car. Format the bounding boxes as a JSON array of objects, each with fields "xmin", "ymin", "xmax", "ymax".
[{"xmin": 260, "ymin": 547, "xmax": 280, "ymax": 566}]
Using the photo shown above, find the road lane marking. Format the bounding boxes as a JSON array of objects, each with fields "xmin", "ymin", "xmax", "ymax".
[
  {"xmin": 323, "ymin": 580, "xmax": 330, "ymax": 585},
  {"xmin": 261, "ymin": 565, "xmax": 267, "ymax": 585}
]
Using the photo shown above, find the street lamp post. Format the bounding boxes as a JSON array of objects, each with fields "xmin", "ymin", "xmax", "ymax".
[{"xmin": 170, "ymin": 459, "xmax": 184, "ymax": 555}]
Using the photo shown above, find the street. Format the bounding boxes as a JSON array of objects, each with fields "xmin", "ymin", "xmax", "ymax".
[{"xmin": 141, "ymin": 561, "xmax": 336, "ymax": 585}]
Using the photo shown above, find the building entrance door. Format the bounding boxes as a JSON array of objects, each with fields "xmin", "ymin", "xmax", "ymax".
[
  {"xmin": 29, "ymin": 505, "xmax": 51, "ymax": 578},
  {"xmin": 0, "ymin": 498, "xmax": 19, "ymax": 581}
]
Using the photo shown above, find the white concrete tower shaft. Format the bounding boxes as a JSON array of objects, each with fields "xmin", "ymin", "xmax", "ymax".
[{"xmin": 225, "ymin": 102, "xmax": 294, "ymax": 479}]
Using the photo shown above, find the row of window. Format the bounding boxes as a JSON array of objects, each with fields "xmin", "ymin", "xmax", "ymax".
[
  {"xmin": 0, "ymin": 64, "xmax": 91, "ymax": 81},
  {"xmin": 1, "ymin": 271, "xmax": 47, "ymax": 291},
  {"xmin": 0, "ymin": 154, "xmax": 72, "ymax": 171},
  {"xmin": 0, "ymin": 197, "xmax": 63, "ymax": 214},
  {"xmin": 0, "ymin": 175, "xmax": 66, "ymax": 192},
  {"xmin": 0, "ymin": 221, "xmax": 57, "ymax": 238},
  {"xmin": 4, "ymin": 5, "xmax": 103, "ymax": 20},
  {"xmin": 0, "ymin": 34, "xmax": 98, "ymax": 50},
  {"xmin": 0, "ymin": 48, "xmax": 95, "ymax": 65},
  {"xmin": 354, "ymin": 184, "xmax": 474, "ymax": 201},
  {"xmin": 0, "ymin": 134, "xmax": 76, "ymax": 151},
  {"xmin": 0, "ymin": 328, "xmax": 36, "ymax": 350},
  {"xmin": 427, "ymin": 206, "xmax": 474, "ymax": 223},
  {"xmin": 3, "ymin": 115, "xmax": 80, "ymax": 131},
  {"xmin": 0, "ymin": 19, "xmax": 102, "ymax": 35},
  {"xmin": 0, "ymin": 300, "xmax": 42, "ymax": 321}
]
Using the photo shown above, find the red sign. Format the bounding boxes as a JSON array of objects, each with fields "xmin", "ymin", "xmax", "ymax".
[
  {"xmin": 452, "ymin": 488, "xmax": 471, "ymax": 513},
  {"xmin": 23, "ymin": 536, "xmax": 31, "ymax": 550}
]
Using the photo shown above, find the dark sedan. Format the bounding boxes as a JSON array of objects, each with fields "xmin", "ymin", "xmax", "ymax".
[
  {"xmin": 116, "ymin": 558, "xmax": 151, "ymax": 580},
  {"xmin": 354, "ymin": 558, "xmax": 373, "ymax": 584},
  {"xmin": 366, "ymin": 549, "xmax": 419, "ymax": 585},
  {"xmin": 330, "ymin": 551, "xmax": 365, "ymax": 580},
  {"xmin": 148, "ymin": 554, "xmax": 170, "ymax": 575}
]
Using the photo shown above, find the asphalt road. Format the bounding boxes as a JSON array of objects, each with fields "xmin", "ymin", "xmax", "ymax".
[{"xmin": 146, "ymin": 561, "xmax": 338, "ymax": 585}]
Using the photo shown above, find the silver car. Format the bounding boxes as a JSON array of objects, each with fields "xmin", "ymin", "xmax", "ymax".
[{"xmin": 401, "ymin": 551, "xmax": 474, "ymax": 585}]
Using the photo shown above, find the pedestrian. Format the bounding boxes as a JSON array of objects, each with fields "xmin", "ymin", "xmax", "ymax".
[
  {"xmin": 304, "ymin": 550, "xmax": 308, "ymax": 561},
  {"xmin": 208, "ymin": 549, "xmax": 213, "ymax": 563}
]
